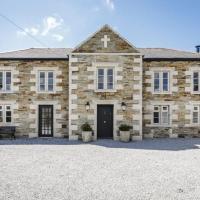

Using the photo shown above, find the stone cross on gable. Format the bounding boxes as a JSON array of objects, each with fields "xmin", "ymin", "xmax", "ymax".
[{"xmin": 101, "ymin": 35, "xmax": 110, "ymax": 48}]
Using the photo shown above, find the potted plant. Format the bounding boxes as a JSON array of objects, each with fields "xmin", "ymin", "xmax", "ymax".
[
  {"xmin": 119, "ymin": 124, "xmax": 131, "ymax": 142},
  {"xmin": 81, "ymin": 122, "xmax": 93, "ymax": 142}
]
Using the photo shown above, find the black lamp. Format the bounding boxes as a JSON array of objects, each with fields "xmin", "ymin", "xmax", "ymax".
[
  {"xmin": 121, "ymin": 102, "xmax": 126, "ymax": 111},
  {"xmin": 85, "ymin": 102, "xmax": 90, "ymax": 111}
]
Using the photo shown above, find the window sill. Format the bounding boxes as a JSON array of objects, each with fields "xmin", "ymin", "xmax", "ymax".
[
  {"xmin": 152, "ymin": 92, "xmax": 172, "ymax": 95},
  {"xmin": 37, "ymin": 91, "xmax": 56, "ymax": 94},
  {"xmin": 95, "ymin": 89, "xmax": 117, "ymax": 93},
  {"xmin": 146, "ymin": 124, "xmax": 172, "ymax": 128},
  {"xmin": 0, "ymin": 91, "xmax": 14, "ymax": 94}
]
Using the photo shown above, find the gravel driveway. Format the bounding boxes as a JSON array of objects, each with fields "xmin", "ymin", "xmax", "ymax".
[{"xmin": 0, "ymin": 138, "xmax": 200, "ymax": 200}]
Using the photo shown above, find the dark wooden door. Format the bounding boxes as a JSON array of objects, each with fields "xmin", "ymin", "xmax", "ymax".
[
  {"xmin": 97, "ymin": 105, "xmax": 113, "ymax": 139},
  {"xmin": 38, "ymin": 105, "xmax": 53, "ymax": 137}
]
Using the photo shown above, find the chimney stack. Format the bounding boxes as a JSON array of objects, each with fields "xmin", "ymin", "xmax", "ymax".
[{"xmin": 195, "ymin": 45, "xmax": 200, "ymax": 53}]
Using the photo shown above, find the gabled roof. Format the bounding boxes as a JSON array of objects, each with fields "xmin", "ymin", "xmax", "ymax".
[
  {"xmin": 0, "ymin": 48, "xmax": 200, "ymax": 61},
  {"xmin": 72, "ymin": 24, "xmax": 139, "ymax": 53},
  {"xmin": 0, "ymin": 48, "xmax": 72, "ymax": 59},
  {"xmin": 139, "ymin": 48, "xmax": 200, "ymax": 60}
]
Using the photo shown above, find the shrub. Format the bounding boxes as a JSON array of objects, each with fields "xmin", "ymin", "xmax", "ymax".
[
  {"xmin": 81, "ymin": 122, "xmax": 93, "ymax": 132},
  {"xmin": 119, "ymin": 124, "xmax": 131, "ymax": 131}
]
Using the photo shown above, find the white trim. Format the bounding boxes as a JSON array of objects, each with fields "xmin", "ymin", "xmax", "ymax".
[{"xmin": 71, "ymin": 52, "xmax": 142, "ymax": 55}]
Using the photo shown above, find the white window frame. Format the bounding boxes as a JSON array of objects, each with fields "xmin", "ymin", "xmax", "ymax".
[
  {"xmin": 38, "ymin": 71, "xmax": 55, "ymax": 93},
  {"xmin": 96, "ymin": 67, "xmax": 115, "ymax": 92},
  {"xmin": 0, "ymin": 104, "xmax": 12, "ymax": 124},
  {"xmin": 0, "ymin": 71, "xmax": 12, "ymax": 93},
  {"xmin": 192, "ymin": 105, "xmax": 200, "ymax": 124},
  {"xmin": 153, "ymin": 71, "xmax": 170, "ymax": 94},
  {"xmin": 153, "ymin": 105, "xmax": 170, "ymax": 126},
  {"xmin": 192, "ymin": 71, "xmax": 200, "ymax": 93}
]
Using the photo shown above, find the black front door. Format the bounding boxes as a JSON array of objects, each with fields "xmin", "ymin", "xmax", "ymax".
[
  {"xmin": 97, "ymin": 105, "xmax": 113, "ymax": 139},
  {"xmin": 38, "ymin": 105, "xmax": 53, "ymax": 137}
]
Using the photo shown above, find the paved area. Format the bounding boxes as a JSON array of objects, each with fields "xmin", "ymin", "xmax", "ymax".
[{"xmin": 0, "ymin": 138, "xmax": 200, "ymax": 200}]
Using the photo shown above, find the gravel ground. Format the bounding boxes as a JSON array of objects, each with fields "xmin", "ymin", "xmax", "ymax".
[{"xmin": 0, "ymin": 138, "xmax": 200, "ymax": 200}]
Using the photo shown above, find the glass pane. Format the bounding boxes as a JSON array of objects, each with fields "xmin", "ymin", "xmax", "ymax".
[
  {"xmin": 153, "ymin": 112, "xmax": 159, "ymax": 123},
  {"xmin": 193, "ymin": 112, "xmax": 198, "ymax": 123},
  {"xmin": 40, "ymin": 85, "xmax": 45, "ymax": 91},
  {"xmin": 98, "ymin": 69, "xmax": 104, "ymax": 76},
  {"xmin": 0, "ymin": 72, "xmax": 3, "ymax": 90},
  {"xmin": 98, "ymin": 83, "xmax": 104, "ymax": 89},
  {"xmin": 163, "ymin": 72, "xmax": 169, "ymax": 91},
  {"xmin": 6, "ymin": 72, "xmax": 11, "ymax": 91},
  {"xmin": 0, "ymin": 111, "xmax": 3, "ymax": 122},
  {"xmin": 193, "ymin": 72, "xmax": 199, "ymax": 91},
  {"xmin": 162, "ymin": 112, "xmax": 169, "ymax": 124},
  {"xmin": 48, "ymin": 85, "xmax": 53, "ymax": 91},
  {"xmin": 107, "ymin": 69, "xmax": 113, "ymax": 76},
  {"xmin": 6, "ymin": 111, "xmax": 11, "ymax": 122},
  {"xmin": 48, "ymin": 72, "xmax": 53, "ymax": 78},
  {"xmin": 154, "ymin": 79, "xmax": 160, "ymax": 92},
  {"xmin": 107, "ymin": 83, "xmax": 113, "ymax": 89}
]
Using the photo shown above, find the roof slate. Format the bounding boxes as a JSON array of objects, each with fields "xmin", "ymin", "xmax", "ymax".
[{"xmin": 0, "ymin": 47, "xmax": 200, "ymax": 60}]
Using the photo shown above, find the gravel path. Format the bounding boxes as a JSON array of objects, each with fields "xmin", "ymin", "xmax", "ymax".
[{"xmin": 0, "ymin": 138, "xmax": 200, "ymax": 200}]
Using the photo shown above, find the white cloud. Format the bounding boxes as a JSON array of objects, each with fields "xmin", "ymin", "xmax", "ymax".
[
  {"xmin": 41, "ymin": 16, "xmax": 63, "ymax": 36},
  {"xmin": 17, "ymin": 27, "xmax": 39, "ymax": 36},
  {"xmin": 52, "ymin": 34, "xmax": 64, "ymax": 42},
  {"xmin": 105, "ymin": 0, "xmax": 115, "ymax": 10},
  {"xmin": 16, "ymin": 15, "xmax": 69, "ymax": 43}
]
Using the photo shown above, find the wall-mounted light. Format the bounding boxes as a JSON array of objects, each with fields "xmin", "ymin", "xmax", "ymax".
[
  {"xmin": 121, "ymin": 102, "xmax": 127, "ymax": 111},
  {"xmin": 85, "ymin": 102, "xmax": 90, "ymax": 111}
]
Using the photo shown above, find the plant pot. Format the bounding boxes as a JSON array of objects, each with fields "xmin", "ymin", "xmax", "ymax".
[
  {"xmin": 82, "ymin": 131, "xmax": 92, "ymax": 142},
  {"xmin": 119, "ymin": 131, "xmax": 130, "ymax": 142}
]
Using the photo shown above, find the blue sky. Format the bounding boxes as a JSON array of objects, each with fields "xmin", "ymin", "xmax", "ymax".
[{"xmin": 0, "ymin": 0, "xmax": 200, "ymax": 52}]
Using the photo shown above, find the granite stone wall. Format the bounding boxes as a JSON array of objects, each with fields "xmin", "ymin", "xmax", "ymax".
[{"xmin": 0, "ymin": 60, "xmax": 69, "ymax": 137}]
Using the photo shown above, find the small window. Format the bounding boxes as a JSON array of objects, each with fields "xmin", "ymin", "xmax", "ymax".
[
  {"xmin": 193, "ymin": 72, "xmax": 200, "ymax": 92},
  {"xmin": 154, "ymin": 71, "xmax": 169, "ymax": 93},
  {"xmin": 0, "ymin": 71, "xmax": 12, "ymax": 92},
  {"xmin": 193, "ymin": 106, "xmax": 199, "ymax": 124},
  {"xmin": 38, "ymin": 71, "xmax": 54, "ymax": 92},
  {"xmin": 153, "ymin": 105, "xmax": 170, "ymax": 125},
  {"xmin": 0, "ymin": 105, "xmax": 12, "ymax": 123},
  {"xmin": 97, "ymin": 68, "xmax": 114, "ymax": 90}
]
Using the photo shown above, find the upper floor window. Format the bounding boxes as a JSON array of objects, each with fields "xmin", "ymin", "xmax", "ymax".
[
  {"xmin": 97, "ymin": 68, "xmax": 114, "ymax": 90},
  {"xmin": 193, "ymin": 72, "xmax": 200, "ymax": 92},
  {"xmin": 153, "ymin": 72, "xmax": 169, "ymax": 93},
  {"xmin": 153, "ymin": 105, "xmax": 170, "ymax": 125},
  {"xmin": 0, "ymin": 71, "xmax": 12, "ymax": 92},
  {"xmin": 38, "ymin": 71, "xmax": 54, "ymax": 92},
  {"xmin": 0, "ymin": 105, "xmax": 12, "ymax": 123}
]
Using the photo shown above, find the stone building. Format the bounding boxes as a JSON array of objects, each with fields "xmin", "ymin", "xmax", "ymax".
[{"xmin": 1, "ymin": 24, "xmax": 200, "ymax": 139}]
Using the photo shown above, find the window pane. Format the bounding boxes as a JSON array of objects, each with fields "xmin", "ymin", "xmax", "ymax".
[
  {"xmin": 0, "ymin": 72, "xmax": 3, "ymax": 91},
  {"xmin": 163, "ymin": 72, "xmax": 169, "ymax": 91},
  {"xmin": 153, "ymin": 112, "xmax": 159, "ymax": 124},
  {"xmin": 0, "ymin": 111, "xmax": 3, "ymax": 122},
  {"xmin": 107, "ymin": 69, "xmax": 113, "ymax": 89},
  {"xmin": 193, "ymin": 112, "xmax": 198, "ymax": 123},
  {"xmin": 39, "ymin": 72, "xmax": 45, "ymax": 91},
  {"xmin": 162, "ymin": 112, "xmax": 169, "ymax": 124},
  {"xmin": 98, "ymin": 69, "xmax": 104, "ymax": 89},
  {"xmin": 98, "ymin": 83, "xmax": 104, "ymax": 89},
  {"xmin": 6, "ymin": 111, "xmax": 11, "ymax": 123},
  {"xmin": 48, "ymin": 72, "xmax": 54, "ymax": 91},
  {"xmin": 154, "ymin": 73, "xmax": 160, "ymax": 92},
  {"xmin": 193, "ymin": 72, "xmax": 199, "ymax": 91},
  {"xmin": 6, "ymin": 72, "xmax": 11, "ymax": 91}
]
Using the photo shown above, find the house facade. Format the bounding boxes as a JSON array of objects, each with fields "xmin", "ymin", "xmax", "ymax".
[{"xmin": 1, "ymin": 25, "xmax": 200, "ymax": 140}]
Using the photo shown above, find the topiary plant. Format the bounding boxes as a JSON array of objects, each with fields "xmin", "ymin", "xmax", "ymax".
[
  {"xmin": 119, "ymin": 124, "xmax": 132, "ymax": 131},
  {"xmin": 81, "ymin": 122, "xmax": 93, "ymax": 132}
]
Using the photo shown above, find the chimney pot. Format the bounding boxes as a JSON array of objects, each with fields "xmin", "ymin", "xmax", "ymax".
[{"xmin": 195, "ymin": 45, "xmax": 200, "ymax": 53}]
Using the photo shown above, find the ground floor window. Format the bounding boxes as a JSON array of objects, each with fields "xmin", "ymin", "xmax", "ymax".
[
  {"xmin": 192, "ymin": 105, "xmax": 200, "ymax": 124},
  {"xmin": 153, "ymin": 105, "xmax": 170, "ymax": 125},
  {"xmin": 0, "ymin": 105, "xmax": 12, "ymax": 123}
]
